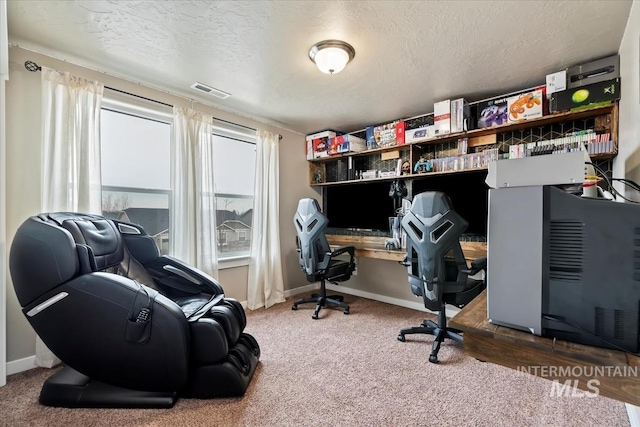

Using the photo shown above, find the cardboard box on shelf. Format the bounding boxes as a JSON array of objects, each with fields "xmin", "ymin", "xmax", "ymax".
[
  {"xmin": 405, "ymin": 125, "xmax": 436, "ymax": 143},
  {"xmin": 312, "ymin": 137, "xmax": 330, "ymax": 158},
  {"xmin": 507, "ymin": 89, "xmax": 544, "ymax": 123},
  {"xmin": 476, "ymin": 96, "xmax": 509, "ymax": 129},
  {"xmin": 567, "ymin": 54, "xmax": 619, "ymax": 90},
  {"xmin": 549, "ymin": 78, "xmax": 620, "ymax": 113},
  {"xmin": 328, "ymin": 134, "xmax": 367, "ymax": 155},
  {"xmin": 306, "ymin": 130, "xmax": 340, "ymax": 160},
  {"xmin": 434, "ymin": 100, "xmax": 451, "ymax": 135},
  {"xmin": 366, "ymin": 121, "xmax": 406, "ymax": 149},
  {"xmin": 451, "ymin": 98, "xmax": 470, "ymax": 133}
]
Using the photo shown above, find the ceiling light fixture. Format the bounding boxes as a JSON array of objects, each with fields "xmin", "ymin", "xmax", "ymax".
[{"xmin": 308, "ymin": 40, "xmax": 355, "ymax": 75}]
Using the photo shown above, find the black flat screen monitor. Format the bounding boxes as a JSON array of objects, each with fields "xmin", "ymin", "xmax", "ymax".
[
  {"xmin": 411, "ymin": 170, "xmax": 489, "ymax": 237},
  {"xmin": 323, "ymin": 181, "xmax": 396, "ymax": 231}
]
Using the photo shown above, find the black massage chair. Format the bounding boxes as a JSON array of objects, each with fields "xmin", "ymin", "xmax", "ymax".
[{"xmin": 9, "ymin": 212, "xmax": 260, "ymax": 408}]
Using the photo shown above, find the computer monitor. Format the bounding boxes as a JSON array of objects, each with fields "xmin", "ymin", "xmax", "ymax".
[
  {"xmin": 412, "ymin": 170, "xmax": 488, "ymax": 238},
  {"xmin": 323, "ymin": 181, "xmax": 396, "ymax": 231}
]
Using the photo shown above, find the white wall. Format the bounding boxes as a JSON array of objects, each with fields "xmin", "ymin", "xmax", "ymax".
[
  {"xmin": 616, "ymin": 3, "xmax": 640, "ymax": 424},
  {"xmin": 614, "ymin": 1, "xmax": 640, "ymax": 194},
  {"xmin": 0, "ymin": 0, "xmax": 8, "ymax": 387},
  {"xmin": 5, "ymin": 46, "xmax": 315, "ymax": 365}
]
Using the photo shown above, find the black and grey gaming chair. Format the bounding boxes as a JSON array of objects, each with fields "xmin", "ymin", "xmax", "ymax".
[
  {"xmin": 9, "ymin": 212, "xmax": 260, "ymax": 408},
  {"xmin": 292, "ymin": 198, "xmax": 355, "ymax": 319},
  {"xmin": 397, "ymin": 192, "xmax": 486, "ymax": 363}
]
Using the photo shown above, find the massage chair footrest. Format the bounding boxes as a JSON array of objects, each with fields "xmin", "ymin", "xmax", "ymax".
[
  {"xmin": 185, "ymin": 333, "xmax": 260, "ymax": 398},
  {"xmin": 39, "ymin": 366, "xmax": 178, "ymax": 408}
]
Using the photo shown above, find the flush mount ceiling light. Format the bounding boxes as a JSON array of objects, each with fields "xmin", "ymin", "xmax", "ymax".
[{"xmin": 308, "ymin": 40, "xmax": 355, "ymax": 75}]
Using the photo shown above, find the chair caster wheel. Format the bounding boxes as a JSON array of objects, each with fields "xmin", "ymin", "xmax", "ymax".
[
  {"xmin": 311, "ymin": 313, "xmax": 318, "ymax": 320},
  {"xmin": 292, "ymin": 305, "xmax": 298, "ymax": 310},
  {"xmin": 397, "ymin": 334, "xmax": 405, "ymax": 342},
  {"xmin": 343, "ymin": 309, "xmax": 349, "ymax": 315},
  {"xmin": 429, "ymin": 354, "xmax": 439, "ymax": 364}
]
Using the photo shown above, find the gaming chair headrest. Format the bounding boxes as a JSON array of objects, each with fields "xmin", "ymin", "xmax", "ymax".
[
  {"xmin": 410, "ymin": 192, "xmax": 452, "ymax": 219},
  {"xmin": 295, "ymin": 198, "xmax": 322, "ymax": 221}
]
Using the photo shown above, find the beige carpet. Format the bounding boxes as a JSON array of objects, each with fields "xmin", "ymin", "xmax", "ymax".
[{"xmin": 0, "ymin": 293, "xmax": 630, "ymax": 427}]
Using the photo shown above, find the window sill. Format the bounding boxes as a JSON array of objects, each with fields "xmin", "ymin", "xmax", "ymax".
[{"xmin": 218, "ymin": 255, "xmax": 250, "ymax": 269}]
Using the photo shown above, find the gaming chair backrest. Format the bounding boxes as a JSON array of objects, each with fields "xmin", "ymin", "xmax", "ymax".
[
  {"xmin": 293, "ymin": 198, "xmax": 330, "ymax": 278},
  {"xmin": 401, "ymin": 192, "xmax": 468, "ymax": 310}
]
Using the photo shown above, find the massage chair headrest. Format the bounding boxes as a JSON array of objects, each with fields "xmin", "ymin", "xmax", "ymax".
[{"xmin": 9, "ymin": 212, "xmax": 124, "ymax": 307}]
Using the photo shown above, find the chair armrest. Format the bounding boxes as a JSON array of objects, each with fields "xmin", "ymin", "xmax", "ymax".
[
  {"xmin": 469, "ymin": 257, "xmax": 487, "ymax": 274},
  {"xmin": 318, "ymin": 245, "xmax": 355, "ymax": 272},
  {"xmin": 148, "ymin": 256, "xmax": 225, "ymax": 295},
  {"xmin": 330, "ymin": 245, "xmax": 355, "ymax": 259}
]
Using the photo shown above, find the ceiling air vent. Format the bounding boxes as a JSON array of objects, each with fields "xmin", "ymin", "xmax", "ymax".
[{"xmin": 190, "ymin": 82, "xmax": 231, "ymax": 99}]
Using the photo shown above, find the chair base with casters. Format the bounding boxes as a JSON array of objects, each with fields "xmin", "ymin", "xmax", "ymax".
[
  {"xmin": 292, "ymin": 278, "xmax": 349, "ymax": 319},
  {"xmin": 397, "ymin": 301, "xmax": 464, "ymax": 364}
]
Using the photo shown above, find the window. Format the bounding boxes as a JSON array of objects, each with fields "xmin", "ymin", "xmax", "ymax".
[
  {"xmin": 100, "ymin": 94, "xmax": 173, "ymax": 255},
  {"xmin": 100, "ymin": 92, "xmax": 256, "ymax": 262},
  {"xmin": 212, "ymin": 123, "xmax": 256, "ymax": 259}
]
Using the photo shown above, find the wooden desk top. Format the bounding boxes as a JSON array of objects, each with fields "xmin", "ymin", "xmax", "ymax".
[
  {"xmin": 327, "ymin": 234, "xmax": 487, "ymax": 262},
  {"xmin": 450, "ymin": 291, "xmax": 640, "ymax": 405}
]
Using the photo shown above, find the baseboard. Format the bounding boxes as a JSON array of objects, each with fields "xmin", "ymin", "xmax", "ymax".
[
  {"xmin": 6, "ymin": 355, "xmax": 36, "ymax": 376},
  {"xmin": 243, "ymin": 284, "xmax": 319, "ymax": 311},
  {"xmin": 284, "ymin": 283, "xmax": 319, "ymax": 298},
  {"xmin": 626, "ymin": 404, "xmax": 640, "ymax": 427},
  {"xmin": 325, "ymin": 284, "xmax": 461, "ymax": 317}
]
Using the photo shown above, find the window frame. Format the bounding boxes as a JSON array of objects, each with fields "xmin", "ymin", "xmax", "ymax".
[
  {"xmin": 211, "ymin": 122, "xmax": 256, "ymax": 264},
  {"xmin": 101, "ymin": 91, "xmax": 255, "ymax": 269}
]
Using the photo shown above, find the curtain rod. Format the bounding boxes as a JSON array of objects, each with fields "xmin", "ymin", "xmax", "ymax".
[{"xmin": 24, "ymin": 60, "xmax": 283, "ymax": 140}]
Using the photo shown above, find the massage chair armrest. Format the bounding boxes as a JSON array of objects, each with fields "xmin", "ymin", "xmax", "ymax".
[{"xmin": 146, "ymin": 256, "xmax": 225, "ymax": 296}]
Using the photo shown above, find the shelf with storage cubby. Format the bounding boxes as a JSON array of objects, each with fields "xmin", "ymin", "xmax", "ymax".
[{"xmin": 308, "ymin": 102, "xmax": 618, "ymax": 187}]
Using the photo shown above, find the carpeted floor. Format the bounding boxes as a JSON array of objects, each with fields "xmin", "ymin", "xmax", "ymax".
[{"xmin": 0, "ymin": 293, "xmax": 631, "ymax": 427}]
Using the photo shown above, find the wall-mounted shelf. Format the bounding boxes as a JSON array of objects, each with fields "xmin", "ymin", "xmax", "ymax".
[
  {"xmin": 308, "ymin": 102, "xmax": 618, "ymax": 187},
  {"xmin": 312, "ymin": 167, "xmax": 488, "ymax": 187}
]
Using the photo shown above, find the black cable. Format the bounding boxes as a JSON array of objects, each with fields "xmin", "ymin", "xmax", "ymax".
[
  {"xmin": 612, "ymin": 178, "xmax": 640, "ymax": 193},
  {"xmin": 542, "ymin": 314, "xmax": 632, "ymax": 354},
  {"xmin": 586, "ymin": 162, "xmax": 639, "ymax": 203}
]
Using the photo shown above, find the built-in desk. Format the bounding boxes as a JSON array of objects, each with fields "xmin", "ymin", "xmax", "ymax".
[
  {"xmin": 326, "ymin": 235, "xmax": 487, "ymax": 262},
  {"xmin": 449, "ymin": 290, "xmax": 640, "ymax": 406}
]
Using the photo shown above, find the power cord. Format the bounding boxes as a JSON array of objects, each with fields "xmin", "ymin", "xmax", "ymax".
[{"xmin": 542, "ymin": 313, "xmax": 632, "ymax": 354}]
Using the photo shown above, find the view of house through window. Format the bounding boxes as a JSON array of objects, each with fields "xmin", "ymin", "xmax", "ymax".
[
  {"xmin": 212, "ymin": 133, "xmax": 256, "ymax": 258},
  {"xmin": 101, "ymin": 100, "xmax": 256, "ymax": 260},
  {"xmin": 100, "ymin": 107, "xmax": 172, "ymax": 255}
]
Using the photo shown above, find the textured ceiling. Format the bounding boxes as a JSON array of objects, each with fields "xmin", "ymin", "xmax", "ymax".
[{"xmin": 7, "ymin": 0, "xmax": 633, "ymax": 135}]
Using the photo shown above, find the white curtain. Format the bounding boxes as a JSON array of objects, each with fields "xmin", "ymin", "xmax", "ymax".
[
  {"xmin": 170, "ymin": 107, "xmax": 218, "ymax": 278},
  {"xmin": 39, "ymin": 66, "xmax": 104, "ymax": 367},
  {"xmin": 247, "ymin": 130, "xmax": 285, "ymax": 309}
]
